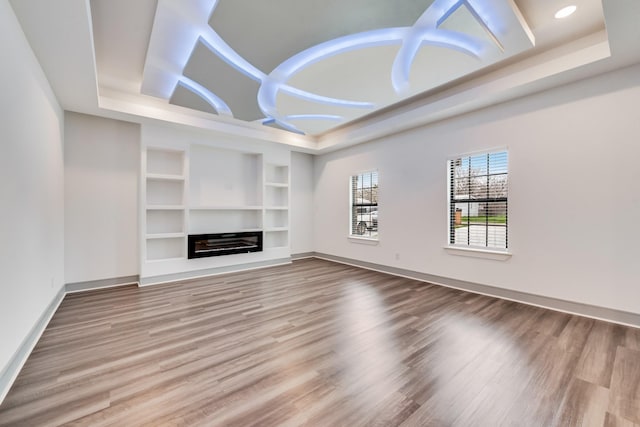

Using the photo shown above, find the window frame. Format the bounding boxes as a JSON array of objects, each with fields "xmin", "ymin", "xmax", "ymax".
[
  {"xmin": 349, "ymin": 170, "xmax": 379, "ymax": 241},
  {"xmin": 446, "ymin": 149, "xmax": 509, "ymax": 253}
]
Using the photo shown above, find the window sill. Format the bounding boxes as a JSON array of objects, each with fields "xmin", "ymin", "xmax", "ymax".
[
  {"xmin": 444, "ymin": 246, "xmax": 512, "ymax": 261},
  {"xmin": 348, "ymin": 236, "xmax": 379, "ymax": 245}
]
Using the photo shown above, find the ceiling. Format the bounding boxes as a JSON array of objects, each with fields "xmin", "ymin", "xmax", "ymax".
[
  {"xmin": 11, "ymin": 0, "xmax": 640, "ymax": 152},
  {"xmin": 91, "ymin": 0, "xmax": 605, "ymax": 136}
]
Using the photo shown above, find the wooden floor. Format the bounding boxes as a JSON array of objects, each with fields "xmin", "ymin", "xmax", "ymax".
[{"xmin": 1, "ymin": 259, "xmax": 639, "ymax": 427}]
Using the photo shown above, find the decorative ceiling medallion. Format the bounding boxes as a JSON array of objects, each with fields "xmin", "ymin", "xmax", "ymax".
[{"xmin": 142, "ymin": 0, "xmax": 534, "ymax": 135}]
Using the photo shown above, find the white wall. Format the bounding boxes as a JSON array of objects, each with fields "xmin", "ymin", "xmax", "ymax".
[
  {"xmin": 64, "ymin": 112, "xmax": 140, "ymax": 283},
  {"xmin": 0, "ymin": 0, "xmax": 64, "ymax": 375},
  {"xmin": 291, "ymin": 152, "xmax": 315, "ymax": 255},
  {"xmin": 313, "ymin": 63, "xmax": 640, "ymax": 315}
]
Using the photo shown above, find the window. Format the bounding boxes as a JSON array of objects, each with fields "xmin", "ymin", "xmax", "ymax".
[
  {"xmin": 350, "ymin": 171, "xmax": 378, "ymax": 239},
  {"xmin": 449, "ymin": 151, "xmax": 508, "ymax": 250}
]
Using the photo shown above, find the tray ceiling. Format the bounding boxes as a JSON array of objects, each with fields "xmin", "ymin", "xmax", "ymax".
[{"xmin": 90, "ymin": 0, "xmax": 606, "ymax": 137}]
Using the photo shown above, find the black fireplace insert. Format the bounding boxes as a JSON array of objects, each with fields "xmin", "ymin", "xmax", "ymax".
[{"xmin": 188, "ymin": 231, "xmax": 263, "ymax": 259}]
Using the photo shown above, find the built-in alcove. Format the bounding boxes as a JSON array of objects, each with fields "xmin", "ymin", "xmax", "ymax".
[
  {"xmin": 146, "ymin": 180, "xmax": 184, "ymax": 206},
  {"xmin": 146, "ymin": 210, "xmax": 184, "ymax": 235},
  {"xmin": 264, "ymin": 230, "xmax": 288, "ymax": 249},
  {"xmin": 189, "ymin": 208, "xmax": 262, "ymax": 234},
  {"xmin": 265, "ymin": 164, "xmax": 288, "ymax": 185},
  {"xmin": 189, "ymin": 144, "xmax": 261, "ymax": 207},
  {"xmin": 140, "ymin": 125, "xmax": 290, "ymax": 283},
  {"xmin": 264, "ymin": 185, "xmax": 288, "ymax": 207},
  {"xmin": 265, "ymin": 209, "xmax": 287, "ymax": 229},
  {"xmin": 147, "ymin": 149, "xmax": 184, "ymax": 176},
  {"xmin": 147, "ymin": 237, "xmax": 184, "ymax": 261}
]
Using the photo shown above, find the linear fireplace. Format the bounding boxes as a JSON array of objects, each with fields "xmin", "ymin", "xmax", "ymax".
[{"xmin": 188, "ymin": 231, "xmax": 263, "ymax": 259}]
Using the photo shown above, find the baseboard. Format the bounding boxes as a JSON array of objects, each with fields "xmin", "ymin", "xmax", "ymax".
[
  {"xmin": 65, "ymin": 275, "xmax": 139, "ymax": 294},
  {"xmin": 309, "ymin": 252, "xmax": 640, "ymax": 329},
  {"xmin": 139, "ymin": 258, "xmax": 292, "ymax": 286},
  {"xmin": 0, "ymin": 286, "xmax": 66, "ymax": 405},
  {"xmin": 291, "ymin": 252, "xmax": 315, "ymax": 260}
]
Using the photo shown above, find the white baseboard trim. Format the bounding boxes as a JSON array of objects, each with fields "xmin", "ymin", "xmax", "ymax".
[
  {"xmin": 0, "ymin": 287, "xmax": 66, "ymax": 405},
  {"xmin": 65, "ymin": 275, "xmax": 139, "ymax": 294},
  {"xmin": 291, "ymin": 252, "xmax": 315, "ymax": 260},
  {"xmin": 306, "ymin": 252, "xmax": 640, "ymax": 329}
]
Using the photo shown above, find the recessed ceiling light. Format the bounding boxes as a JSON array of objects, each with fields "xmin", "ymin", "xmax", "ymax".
[{"xmin": 555, "ymin": 5, "xmax": 577, "ymax": 19}]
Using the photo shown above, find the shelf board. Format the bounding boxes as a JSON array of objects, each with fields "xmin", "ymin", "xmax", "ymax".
[
  {"xmin": 146, "ymin": 233, "xmax": 185, "ymax": 240},
  {"xmin": 146, "ymin": 205, "xmax": 185, "ymax": 211},
  {"xmin": 189, "ymin": 228, "xmax": 263, "ymax": 234},
  {"xmin": 146, "ymin": 173, "xmax": 185, "ymax": 181},
  {"xmin": 264, "ymin": 227, "xmax": 288, "ymax": 232},
  {"xmin": 190, "ymin": 206, "xmax": 263, "ymax": 211},
  {"xmin": 265, "ymin": 182, "xmax": 288, "ymax": 188},
  {"xmin": 265, "ymin": 206, "xmax": 288, "ymax": 210}
]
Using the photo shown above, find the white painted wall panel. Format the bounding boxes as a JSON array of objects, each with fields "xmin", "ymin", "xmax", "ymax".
[
  {"xmin": 291, "ymin": 152, "xmax": 314, "ymax": 255},
  {"xmin": 313, "ymin": 64, "xmax": 640, "ymax": 315},
  {"xmin": 0, "ymin": 0, "xmax": 64, "ymax": 375},
  {"xmin": 64, "ymin": 112, "xmax": 140, "ymax": 283}
]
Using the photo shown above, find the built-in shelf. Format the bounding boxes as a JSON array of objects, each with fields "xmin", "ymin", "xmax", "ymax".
[
  {"xmin": 265, "ymin": 164, "xmax": 288, "ymax": 185},
  {"xmin": 264, "ymin": 209, "xmax": 287, "ymax": 229},
  {"xmin": 147, "ymin": 148, "xmax": 184, "ymax": 176},
  {"xmin": 189, "ymin": 206, "xmax": 263, "ymax": 211},
  {"xmin": 146, "ymin": 237, "xmax": 185, "ymax": 261},
  {"xmin": 147, "ymin": 210, "xmax": 183, "ymax": 234},
  {"xmin": 146, "ymin": 205, "xmax": 185, "ymax": 210},
  {"xmin": 264, "ymin": 229, "xmax": 288, "ymax": 249},
  {"xmin": 263, "ymin": 163, "xmax": 289, "ymax": 251},
  {"xmin": 144, "ymin": 147, "xmax": 187, "ymax": 263},
  {"xmin": 146, "ymin": 233, "xmax": 186, "ymax": 240},
  {"xmin": 141, "ymin": 138, "xmax": 291, "ymax": 278},
  {"xmin": 265, "ymin": 186, "xmax": 288, "ymax": 207},
  {"xmin": 146, "ymin": 173, "xmax": 185, "ymax": 181},
  {"xmin": 191, "ymin": 228, "xmax": 264, "ymax": 234}
]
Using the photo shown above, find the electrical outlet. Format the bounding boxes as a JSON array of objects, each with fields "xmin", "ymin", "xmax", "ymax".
[{"xmin": 395, "ymin": 253, "xmax": 400, "ymax": 261}]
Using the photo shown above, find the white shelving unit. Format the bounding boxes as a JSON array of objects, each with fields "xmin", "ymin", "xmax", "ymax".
[
  {"xmin": 143, "ymin": 148, "xmax": 187, "ymax": 262},
  {"xmin": 140, "ymin": 125, "xmax": 291, "ymax": 283},
  {"xmin": 264, "ymin": 163, "xmax": 290, "ymax": 249}
]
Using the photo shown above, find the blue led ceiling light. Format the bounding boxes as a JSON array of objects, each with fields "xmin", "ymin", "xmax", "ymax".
[
  {"xmin": 176, "ymin": 77, "xmax": 233, "ymax": 117},
  {"xmin": 261, "ymin": 114, "xmax": 344, "ymax": 134},
  {"xmin": 435, "ymin": 0, "xmax": 505, "ymax": 49},
  {"xmin": 258, "ymin": 0, "xmax": 499, "ymax": 121},
  {"xmin": 260, "ymin": 114, "xmax": 343, "ymax": 125},
  {"xmin": 195, "ymin": 23, "xmax": 375, "ymax": 132},
  {"xmin": 154, "ymin": 0, "xmax": 507, "ymax": 134}
]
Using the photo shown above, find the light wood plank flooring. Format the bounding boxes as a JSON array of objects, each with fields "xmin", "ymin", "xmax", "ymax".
[{"xmin": 1, "ymin": 258, "xmax": 639, "ymax": 426}]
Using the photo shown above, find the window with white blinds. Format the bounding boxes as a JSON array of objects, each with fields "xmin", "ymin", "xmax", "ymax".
[
  {"xmin": 350, "ymin": 171, "xmax": 378, "ymax": 239},
  {"xmin": 449, "ymin": 151, "xmax": 508, "ymax": 250}
]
